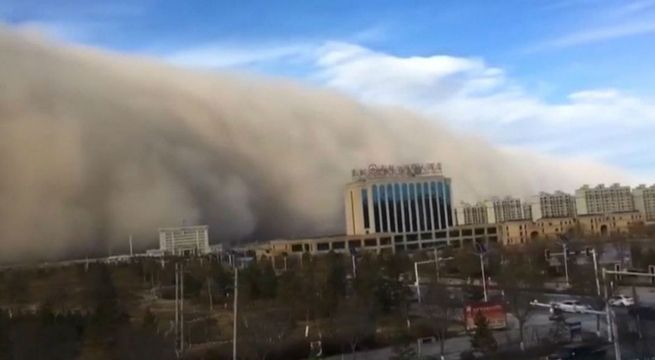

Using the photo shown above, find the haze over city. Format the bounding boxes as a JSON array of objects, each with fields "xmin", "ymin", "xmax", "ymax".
[
  {"xmin": 1, "ymin": 0, "xmax": 654, "ymax": 260},
  {"xmin": 0, "ymin": 2, "xmax": 654, "ymax": 360}
]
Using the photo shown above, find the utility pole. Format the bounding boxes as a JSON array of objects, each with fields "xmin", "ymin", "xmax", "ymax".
[
  {"xmin": 591, "ymin": 248, "xmax": 601, "ymax": 296},
  {"xmin": 181, "ymin": 267, "xmax": 184, "ymax": 354},
  {"xmin": 233, "ymin": 266, "xmax": 238, "ymax": 360},
  {"xmin": 562, "ymin": 242, "xmax": 570, "ymax": 287},
  {"xmin": 479, "ymin": 253, "xmax": 488, "ymax": 302}
]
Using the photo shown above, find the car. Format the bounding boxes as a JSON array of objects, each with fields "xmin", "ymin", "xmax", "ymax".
[
  {"xmin": 551, "ymin": 300, "xmax": 592, "ymax": 313},
  {"xmin": 609, "ymin": 294, "xmax": 635, "ymax": 307},
  {"xmin": 545, "ymin": 343, "xmax": 607, "ymax": 359}
]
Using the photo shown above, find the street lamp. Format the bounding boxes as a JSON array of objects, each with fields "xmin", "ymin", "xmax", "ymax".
[
  {"xmin": 413, "ymin": 249, "xmax": 453, "ymax": 303},
  {"xmin": 557, "ymin": 235, "xmax": 570, "ymax": 287},
  {"xmin": 473, "ymin": 242, "xmax": 488, "ymax": 302}
]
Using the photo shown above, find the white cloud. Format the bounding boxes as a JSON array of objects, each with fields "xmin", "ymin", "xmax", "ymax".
[
  {"xmin": 538, "ymin": 21, "xmax": 655, "ymax": 49},
  {"xmin": 312, "ymin": 42, "xmax": 655, "ymax": 180}
]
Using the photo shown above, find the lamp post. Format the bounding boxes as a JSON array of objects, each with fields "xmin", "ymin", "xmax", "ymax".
[
  {"xmin": 474, "ymin": 242, "xmax": 488, "ymax": 302},
  {"xmin": 413, "ymin": 250, "xmax": 453, "ymax": 303}
]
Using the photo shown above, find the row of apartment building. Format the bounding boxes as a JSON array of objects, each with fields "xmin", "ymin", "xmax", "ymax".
[{"xmin": 457, "ymin": 183, "xmax": 655, "ymax": 226}]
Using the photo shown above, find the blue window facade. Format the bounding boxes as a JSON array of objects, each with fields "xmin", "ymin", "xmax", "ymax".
[
  {"xmin": 372, "ymin": 185, "xmax": 380, "ymax": 232},
  {"xmin": 387, "ymin": 184, "xmax": 396, "ymax": 232},
  {"xmin": 409, "ymin": 183, "xmax": 418, "ymax": 231},
  {"xmin": 445, "ymin": 181, "xmax": 453, "ymax": 226},
  {"xmin": 402, "ymin": 183, "xmax": 411, "ymax": 232},
  {"xmin": 379, "ymin": 185, "xmax": 388, "ymax": 232},
  {"xmin": 361, "ymin": 188, "xmax": 370, "ymax": 230},
  {"xmin": 394, "ymin": 184, "xmax": 403, "ymax": 233}
]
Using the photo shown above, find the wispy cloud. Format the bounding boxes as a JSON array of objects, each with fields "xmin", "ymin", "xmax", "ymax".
[
  {"xmin": 311, "ymin": 42, "xmax": 655, "ymax": 178},
  {"xmin": 164, "ymin": 43, "xmax": 315, "ymax": 69},
  {"xmin": 537, "ymin": 21, "xmax": 655, "ymax": 49}
]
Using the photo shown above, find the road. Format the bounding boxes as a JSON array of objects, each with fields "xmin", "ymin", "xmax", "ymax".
[{"xmin": 325, "ymin": 286, "xmax": 655, "ymax": 360}]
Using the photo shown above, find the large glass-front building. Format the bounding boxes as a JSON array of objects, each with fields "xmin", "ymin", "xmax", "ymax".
[{"xmin": 345, "ymin": 163, "xmax": 455, "ymax": 251}]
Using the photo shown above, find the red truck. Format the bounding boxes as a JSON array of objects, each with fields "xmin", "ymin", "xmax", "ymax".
[{"xmin": 464, "ymin": 301, "xmax": 507, "ymax": 331}]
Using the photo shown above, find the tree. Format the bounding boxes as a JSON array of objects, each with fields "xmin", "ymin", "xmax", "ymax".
[
  {"xmin": 419, "ymin": 280, "xmax": 457, "ymax": 359},
  {"xmin": 142, "ymin": 307, "xmax": 157, "ymax": 331},
  {"xmin": 470, "ymin": 311, "xmax": 497, "ymax": 354},
  {"xmin": 329, "ymin": 297, "xmax": 376, "ymax": 356},
  {"xmin": 238, "ymin": 306, "xmax": 295, "ymax": 360},
  {"xmin": 454, "ymin": 249, "xmax": 480, "ymax": 280},
  {"xmin": 496, "ymin": 248, "xmax": 545, "ymax": 350}
]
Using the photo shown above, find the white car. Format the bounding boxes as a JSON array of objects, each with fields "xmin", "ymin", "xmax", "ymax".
[
  {"xmin": 609, "ymin": 295, "xmax": 635, "ymax": 307},
  {"xmin": 551, "ymin": 300, "xmax": 592, "ymax": 313}
]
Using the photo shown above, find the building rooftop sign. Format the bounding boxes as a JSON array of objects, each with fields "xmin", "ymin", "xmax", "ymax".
[{"xmin": 351, "ymin": 162, "xmax": 442, "ymax": 180}]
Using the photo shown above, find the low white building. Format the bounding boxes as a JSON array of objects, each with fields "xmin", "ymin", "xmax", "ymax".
[{"xmin": 158, "ymin": 225, "xmax": 210, "ymax": 256}]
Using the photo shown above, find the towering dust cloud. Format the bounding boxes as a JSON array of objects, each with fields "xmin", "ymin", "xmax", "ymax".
[{"xmin": 0, "ymin": 28, "xmax": 624, "ymax": 260}]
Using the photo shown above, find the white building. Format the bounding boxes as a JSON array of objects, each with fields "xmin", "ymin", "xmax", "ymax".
[
  {"xmin": 575, "ymin": 184, "xmax": 634, "ymax": 215},
  {"xmin": 345, "ymin": 163, "xmax": 453, "ymax": 248},
  {"xmin": 455, "ymin": 202, "xmax": 488, "ymax": 225},
  {"xmin": 529, "ymin": 191, "xmax": 577, "ymax": 220},
  {"xmin": 158, "ymin": 225, "xmax": 210, "ymax": 256},
  {"xmin": 633, "ymin": 184, "xmax": 655, "ymax": 222},
  {"xmin": 483, "ymin": 197, "xmax": 527, "ymax": 223}
]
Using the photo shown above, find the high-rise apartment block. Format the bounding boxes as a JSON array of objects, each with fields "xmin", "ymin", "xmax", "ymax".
[
  {"xmin": 529, "ymin": 191, "xmax": 577, "ymax": 220},
  {"xmin": 455, "ymin": 202, "xmax": 488, "ymax": 225},
  {"xmin": 484, "ymin": 197, "xmax": 528, "ymax": 223},
  {"xmin": 633, "ymin": 184, "xmax": 655, "ymax": 222},
  {"xmin": 575, "ymin": 183, "xmax": 634, "ymax": 215}
]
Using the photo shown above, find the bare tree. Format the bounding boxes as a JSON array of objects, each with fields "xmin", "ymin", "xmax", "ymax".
[
  {"xmin": 419, "ymin": 280, "xmax": 458, "ymax": 359},
  {"xmin": 239, "ymin": 305, "xmax": 296, "ymax": 360},
  {"xmin": 497, "ymin": 248, "xmax": 545, "ymax": 350}
]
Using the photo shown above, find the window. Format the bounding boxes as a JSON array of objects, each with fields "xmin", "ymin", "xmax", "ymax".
[
  {"xmin": 488, "ymin": 227, "xmax": 497, "ymax": 234},
  {"xmin": 381, "ymin": 237, "xmax": 392, "ymax": 245},
  {"xmin": 364, "ymin": 239, "xmax": 377, "ymax": 247},
  {"xmin": 317, "ymin": 243, "xmax": 330, "ymax": 251},
  {"xmin": 435, "ymin": 231, "xmax": 447, "ymax": 238},
  {"xmin": 332, "ymin": 241, "xmax": 345, "ymax": 249},
  {"xmin": 462, "ymin": 229, "xmax": 473, "ymax": 236},
  {"xmin": 349, "ymin": 240, "xmax": 361, "ymax": 248},
  {"xmin": 449, "ymin": 230, "xmax": 460, "ymax": 237},
  {"xmin": 291, "ymin": 244, "xmax": 303, "ymax": 252},
  {"xmin": 475, "ymin": 228, "xmax": 485, "ymax": 235},
  {"xmin": 421, "ymin": 232, "xmax": 432, "ymax": 240},
  {"xmin": 406, "ymin": 233, "xmax": 418, "ymax": 241},
  {"xmin": 391, "ymin": 235, "xmax": 402, "ymax": 244}
]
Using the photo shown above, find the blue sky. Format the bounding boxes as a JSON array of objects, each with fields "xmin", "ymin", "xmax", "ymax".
[{"xmin": 2, "ymin": 0, "xmax": 655, "ymax": 180}]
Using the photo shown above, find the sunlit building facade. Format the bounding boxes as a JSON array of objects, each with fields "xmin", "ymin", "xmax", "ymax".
[
  {"xmin": 529, "ymin": 191, "xmax": 577, "ymax": 220},
  {"xmin": 345, "ymin": 163, "xmax": 455, "ymax": 248},
  {"xmin": 633, "ymin": 184, "xmax": 655, "ymax": 222},
  {"xmin": 575, "ymin": 183, "xmax": 634, "ymax": 215},
  {"xmin": 158, "ymin": 225, "xmax": 210, "ymax": 255},
  {"xmin": 455, "ymin": 202, "xmax": 488, "ymax": 225}
]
